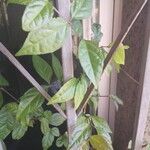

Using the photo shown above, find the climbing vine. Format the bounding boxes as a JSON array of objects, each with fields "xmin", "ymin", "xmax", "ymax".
[{"xmin": 0, "ymin": 0, "xmax": 129, "ymax": 149}]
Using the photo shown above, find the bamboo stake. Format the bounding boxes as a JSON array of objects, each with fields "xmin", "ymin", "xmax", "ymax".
[
  {"xmin": 0, "ymin": 43, "xmax": 66, "ymax": 119},
  {"xmin": 56, "ymin": 0, "xmax": 77, "ymax": 142}
]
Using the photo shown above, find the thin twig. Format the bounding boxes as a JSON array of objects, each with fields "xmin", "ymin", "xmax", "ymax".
[
  {"xmin": 0, "ymin": 87, "xmax": 19, "ymax": 103},
  {"xmin": 0, "ymin": 43, "xmax": 67, "ymax": 119},
  {"xmin": 121, "ymin": 68, "xmax": 140, "ymax": 85},
  {"xmin": 77, "ymin": 0, "xmax": 148, "ymax": 116}
]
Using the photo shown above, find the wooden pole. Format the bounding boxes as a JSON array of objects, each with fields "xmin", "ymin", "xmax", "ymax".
[{"xmin": 56, "ymin": 0, "xmax": 77, "ymax": 142}]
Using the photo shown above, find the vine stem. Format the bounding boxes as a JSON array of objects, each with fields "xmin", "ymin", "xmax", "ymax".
[
  {"xmin": 0, "ymin": 87, "xmax": 19, "ymax": 103},
  {"xmin": 0, "ymin": 43, "xmax": 67, "ymax": 119},
  {"xmin": 77, "ymin": 0, "xmax": 148, "ymax": 116}
]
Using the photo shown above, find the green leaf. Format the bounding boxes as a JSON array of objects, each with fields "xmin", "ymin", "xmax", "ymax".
[
  {"xmin": 92, "ymin": 23, "xmax": 103, "ymax": 43},
  {"xmin": 88, "ymin": 97, "xmax": 98, "ymax": 115},
  {"xmin": 42, "ymin": 131, "xmax": 54, "ymax": 150},
  {"xmin": 71, "ymin": 0, "xmax": 93, "ymax": 19},
  {"xmin": 74, "ymin": 75, "xmax": 88, "ymax": 109},
  {"xmin": 2, "ymin": 102, "xmax": 18, "ymax": 117},
  {"xmin": 51, "ymin": 127, "xmax": 60, "ymax": 137},
  {"xmin": 52, "ymin": 54, "xmax": 63, "ymax": 81},
  {"xmin": 72, "ymin": 20, "xmax": 83, "ymax": 37},
  {"xmin": 16, "ymin": 18, "xmax": 69, "ymax": 56},
  {"xmin": 89, "ymin": 135, "xmax": 113, "ymax": 150},
  {"xmin": 0, "ymin": 92, "xmax": 3, "ymax": 108},
  {"xmin": 22, "ymin": 0, "xmax": 54, "ymax": 31},
  {"xmin": 113, "ymin": 44, "xmax": 129, "ymax": 65},
  {"xmin": 78, "ymin": 40, "xmax": 106, "ymax": 88},
  {"xmin": 7, "ymin": 0, "xmax": 31, "ymax": 5},
  {"xmin": 12, "ymin": 123, "xmax": 28, "ymax": 140},
  {"xmin": 91, "ymin": 116, "xmax": 112, "ymax": 143},
  {"xmin": 49, "ymin": 113, "xmax": 65, "ymax": 126},
  {"xmin": 110, "ymin": 95, "xmax": 123, "ymax": 111},
  {"xmin": 40, "ymin": 118, "xmax": 50, "ymax": 134},
  {"xmin": 69, "ymin": 116, "xmax": 92, "ymax": 149},
  {"xmin": 0, "ymin": 109, "xmax": 15, "ymax": 140},
  {"xmin": 56, "ymin": 133, "xmax": 68, "ymax": 148},
  {"xmin": 0, "ymin": 74, "xmax": 9, "ymax": 86},
  {"xmin": 16, "ymin": 88, "xmax": 44, "ymax": 125},
  {"xmin": 91, "ymin": 116, "xmax": 112, "ymax": 134},
  {"xmin": 32, "ymin": 56, "xmax": 53, "ymax": 84},
  {"xmin": 48, "ymin": 78, "xmax": 78, "ymax": 105}
]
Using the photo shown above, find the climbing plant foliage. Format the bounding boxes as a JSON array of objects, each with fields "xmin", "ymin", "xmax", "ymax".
[{"xmin": 0, "ymin": 0, "xmax": 128, "ymax": 149}]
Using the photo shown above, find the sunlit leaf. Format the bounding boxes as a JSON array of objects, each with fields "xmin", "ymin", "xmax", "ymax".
[
  {"xmin": 52, "ymin": 54, "xmax": 63, "ymax": 81},
  {"xmin": 16, "ymin": 88, "xmax": 44, "ymax": 125},
  {"xmin": 0, "ymin": 74, "xmax": 9, "ymax": 86},
  {"xmin": 78, "ymin": 40, "xmax": 106, "ymax": 88},
  {"xmin": 22, "ymin": 0, "xmax": 54, "ymax": 31},
  {"xmin": 113, "ymin": 44, "xmax": 129, "ymax": 71},
  {"xmin": 48, "ymin": 78, "xmax": 78, "ymax": 105},
  {"xmin": 71, "ymin": 0, "xmax": 93, "ymax": 19},
  {"xmin": 74, "ymin": 75, "xmax": 88, "ymax": 109},
  {"xmin": 16, "ymin": 18, "xmax": 69, "ymax": 56},
  {"xmin": 32, "ymin": 56, "xmax": 53, "ymax": 84},
  {"xmin": 90, "ymin": 135, "xmax": 113, "ymax": 150}
]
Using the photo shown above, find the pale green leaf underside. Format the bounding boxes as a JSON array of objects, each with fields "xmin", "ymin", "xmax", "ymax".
[
  {"xmin": 16, "ymin": 18, "xmax": 69, "ymax": 56},
  {"xmin": 22, "ymin": 0, "xmax": 54, "ymax": 31},
  {"xmin": 78, "ymin": 40, "xmax": 106, "ymax": 88},
  {"xmin": 32, "ymin": 55, "xmax": 53, "ymax": 84},
  {"xmin": 71, "ymin": 0, "xmax": 93, "ymax": 19},
  {"xmin": 48, "ymin": 78, "xmax": 78, "ymax": 105}
]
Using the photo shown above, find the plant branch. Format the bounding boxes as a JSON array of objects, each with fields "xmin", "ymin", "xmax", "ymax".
[
  {"xmin": 77, "ymin": 0, "xmax": 148, "ymax": 116},
  {"xmin": 0, "ymin": 87, "xmax": 19, "ymax": 103},
  {"xmin": 0, "ymin": 43, "xmax": 66, "ymax": 119}
]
